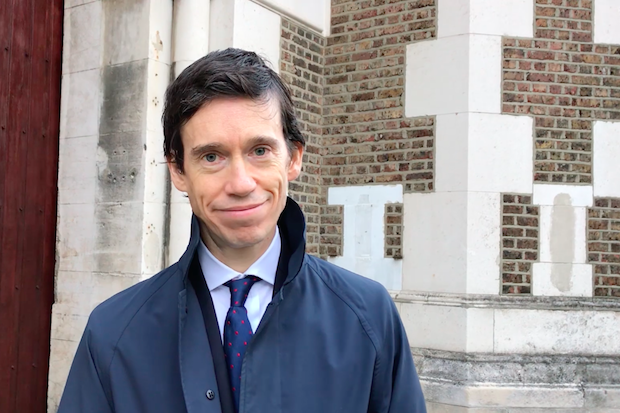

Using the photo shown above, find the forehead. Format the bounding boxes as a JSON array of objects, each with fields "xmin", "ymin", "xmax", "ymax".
[{"xmin": 181, "ymin": 97, "xmax": 283, "ymax": 144}]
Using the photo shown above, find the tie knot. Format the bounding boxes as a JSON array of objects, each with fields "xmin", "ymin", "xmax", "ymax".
[{"xmin": 225, "ymin": 276, "xmax": 260, "ymax": 307}]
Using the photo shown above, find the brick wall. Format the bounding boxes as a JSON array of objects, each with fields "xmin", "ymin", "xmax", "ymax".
[
  {"xmin": 323, "ymin": 0, "xmax": 436, "ymax": 193},
  {"xmin": 501, "ymin": 0, "xmax": 620, "ymax": 296},
  {"xmin": 385, "ymin": 203, "xmax": 403, "ymax": 259},
  {"xmin": 279, "ymin": 0, "xmax": 620, "ymax": 297},
  {"xmin": 501, "ymin": 194, "xmax": 540, "ymax": 294},
  {"xmin": 281, "ymin": 18, "xmax": 326, "ymax": 256},
  {"xmin": 502, "ymin": 0, "xmax": 620, "ymax": 185},
  {"xmin": 588, "ymin": 198, "xmax": 620, "ymax": 297}
]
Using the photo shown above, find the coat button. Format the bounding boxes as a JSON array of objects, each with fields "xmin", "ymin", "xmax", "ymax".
[{"xmin": 206, "ymin": 390, "xmax": 215, "ymax": 400}]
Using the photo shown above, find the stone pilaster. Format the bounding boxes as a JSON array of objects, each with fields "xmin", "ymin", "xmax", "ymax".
[{"xmin": 49, "ymin": 0, "xmax": 172, "ymax": 410}]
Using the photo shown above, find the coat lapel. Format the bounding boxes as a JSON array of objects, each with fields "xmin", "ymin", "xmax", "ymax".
[{"xmin": 178, "ymin": 279, "xmax": 222, "ymax": 413}]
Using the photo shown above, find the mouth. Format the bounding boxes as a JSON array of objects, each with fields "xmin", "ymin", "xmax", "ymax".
[
  {"xmin": 222, "ymin": 202, "xmax": 265, "ymax": 212},
  {"xmin": 217, "ymin": 201, "xmax": 267, "ymax": 219}
]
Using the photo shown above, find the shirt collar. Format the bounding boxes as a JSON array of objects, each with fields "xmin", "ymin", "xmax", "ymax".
[{"xmin": 197, "ymin": 227, "xmax": 281, "ymax": 292}]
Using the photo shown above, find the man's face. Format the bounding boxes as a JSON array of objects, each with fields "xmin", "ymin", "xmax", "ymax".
[{"xmin": 168, "ymin": 96, "xmax": 303, "ymax": 253}]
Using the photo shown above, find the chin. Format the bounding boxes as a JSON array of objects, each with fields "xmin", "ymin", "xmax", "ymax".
[{"xmin": 224, "ymin": 227, "xmax": 272, "ymax": 249}]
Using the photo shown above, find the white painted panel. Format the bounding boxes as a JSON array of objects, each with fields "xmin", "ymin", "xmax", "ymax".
[
  {"xmin": 255, "ymin": 0, "xmax": 330, "ymax": 35},
  {"xmin": 438, "ymin": 0, "xmax": 534, "ymax": 38},
  {"xmin": 538, "ymin": 205, "xmax": 588, "ymax": 264},
  {"xmin": 328, "ymin": 185, "xmax": 403, "ymax": 291},
  {"xmin": 403, "ymin": 192, "xmax": 468, "ymax": 294},
  {"xmin": 233, "ymin": 0, "xmax": 281, "ymax": 73},
  {"xmin": 532, "ymin": 184, "xmax": 593, "ymax": 207},
  {"xmin": 469, "ymin": 34, "xmax": 502, "ymax": 114},
  {"xmin": 593, "ymin": 120, "xmax": 620, "ymax": 197},
  {"xmin": 495, "ymin": 308, "xmax": 620, "ymax": 355},
  {"xmin": 405, "ymin": 36, "xmax": 470, "ymax": 117},
  {"xmin": 593, "ymin": 0, "xmax": 620, "ymax": 44},
  {"xmin": 466, "ymin": 192, "xmax": 502, "ymax": 295},
  {"xmin": 532, "ymin": 263, "xmax": 593, "ymax": 297}
]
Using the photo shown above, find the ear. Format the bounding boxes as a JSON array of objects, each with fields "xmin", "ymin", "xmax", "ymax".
[
  {"xmin": 167, "ymin": 159, "xmax": 188, "ymax": 193},
  {"xmin": 287, "ymin": 142, "xmax": 304, "ymax": 182}
]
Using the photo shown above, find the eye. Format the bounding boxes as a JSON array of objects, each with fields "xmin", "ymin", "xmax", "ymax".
[
  {"xmin": 204, "ymin": 153, "xmax": 218, "ymax": 162},
  {"xmin": 254, "ymin": 147, "xmax": 268, "ymax": 156}
]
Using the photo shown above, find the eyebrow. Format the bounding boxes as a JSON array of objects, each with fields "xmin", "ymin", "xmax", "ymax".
[{"xmin": 190, "ymin": 135, "xmax": 281, "ymax": 158}]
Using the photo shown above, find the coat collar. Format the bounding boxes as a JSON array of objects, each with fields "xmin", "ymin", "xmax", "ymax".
[{"xmin": 177, "ymin": 197, "xmax": 307, "ymax": 287}]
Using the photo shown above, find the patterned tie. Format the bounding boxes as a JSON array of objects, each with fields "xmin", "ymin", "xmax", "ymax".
[{"xmin": 224, "ymin": 276, "xmax": 260, "ymax": 411}]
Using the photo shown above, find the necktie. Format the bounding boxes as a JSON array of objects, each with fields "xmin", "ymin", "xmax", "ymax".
[{"xmin": 224, "ymin": 276, "xmax": 260, "ymax": 411}]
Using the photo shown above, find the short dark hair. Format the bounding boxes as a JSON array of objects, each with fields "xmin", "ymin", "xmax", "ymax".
[{"xmin": 162, "ymin": 48, "xmax": 305, "ymax": 171}]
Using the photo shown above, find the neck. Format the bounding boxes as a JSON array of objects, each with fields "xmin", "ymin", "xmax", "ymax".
[{"xmin": 201, "ymin": 227, "xmax": 276, "ymax": 274}]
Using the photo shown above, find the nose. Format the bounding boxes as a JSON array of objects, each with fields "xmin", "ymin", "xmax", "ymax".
[{"xmin": 226, "ymin": 158, "xmax": 256, "ymax": 197}]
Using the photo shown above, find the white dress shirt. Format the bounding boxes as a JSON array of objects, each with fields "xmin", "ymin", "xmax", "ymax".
[{"xmin": 197, "ymin": 228, "xmax": 281, "ymax": 342}]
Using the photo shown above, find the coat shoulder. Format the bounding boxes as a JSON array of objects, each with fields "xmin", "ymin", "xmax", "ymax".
[
  {"xmin": 84, "ymin": 264, "xmax": 182, "ymax": 359},
  {"xmin": 304, "ymin": 255, "xmax": 399, "ymax": 348}
]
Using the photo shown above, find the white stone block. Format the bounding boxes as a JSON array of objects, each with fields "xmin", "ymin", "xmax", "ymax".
[
  {"xmin": 255, "ymin": 0, "xmax": 331, "ymax": 35},
  {"xmin": 48, "ymin": 336, "xmax": 80, "ymax": 412},
  {"xmin": 141, "ymin": 202, "xmax": 166, "ymax": 279},
  {"xmin": 173, "ymin": 0, "xmax": 210, "ymax": 72},
  {"xmin": 59, "ymin": 69, "xmax": 101, "ymax": 139},
  {"xmin": 62, "ymin": 1, "xmax": 102, "ymax": 75},
  {"xmin": 400, "ymin": 303, "xmax": 494, "ymax": 353},
  {"xmin": 328, "ymin": 185, "xmax": 403, "ymax": 291},
  {"xmin": 233, "ymin": 0, "xmax": 282, "ymax": 73},
  {"xmin": 403, "ymin": 192, "xmax": 501, "ymax": 295},
  {"xmin": 56, "ymin": 203, "xmax": 96, "ymax": 273},
  {"xmin": 585, "ymin": 387, "xmax": 620, "ymax": 409},
  {"xmin": 538, "ymin": 205, "xmax": 588, "ymax": 264},
  {"xmin": 466, "ymin": 192, "xmax": 502, "ymax": 294},
  {"xmin": 532, "ymin": 263, "xmax": 593, "ymax": 297},
  {"xmin": 57, "ymin": 135, "xmax": 98, "ymax": 205},
  {"xmin": 423, "ymin": 381, "xmax": 586, "ymax": 409},
  {"xmin": 168, "ymin": 192, "xmax": 194, "ymax": 265},
  {"xmin": 467, "ymin": 385, "xmax": 585, "ymax": 408},
  {"xmin": 400, "ymin": 303, "xmax": 467, "ymax": 352},
  {"xmin": 435, "ymin": 113, "xmax": 533, "ymax": 193},
  {"xmin": 533, "ymin": 184, "xmax": 593, "ymax": 207},
  {"xmin": 438, "ymin": 0, "xmax": 534, "ymax": 38},
  {"xmin": 494, "ymin": 309, "xmax": 620, "ymax": 355},
  {"xmin": 102, "ymin": 0, "xmax": 150, "ymax": 65},
  {"xmin": 403, "ymin": 192, "xmax": 467, "ymax": 293},
  {"xmin": 405, "ymin": 35, "xmax": 501, "ymax": 117},
  {"xmin": 435, "ymin": 113, "xmax": 469, "ymax": 191},
  {"xmin": 593, "ymin": 121, "xmax": 620, "ymax": 198},
  {"xmin": 593, "ymin": 0, "xmax": 620, "ymax": 44},
  {"xmin": 148, "ymin": 0, "xmax": 173, "ymax": 64}
]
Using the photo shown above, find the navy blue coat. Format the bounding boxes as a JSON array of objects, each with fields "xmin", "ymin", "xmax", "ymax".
[{"xmin": 58, "ymin": 198, "xmax": 426, "ymax": 413}]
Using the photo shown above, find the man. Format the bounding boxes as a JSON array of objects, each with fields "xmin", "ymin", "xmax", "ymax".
[{"xmin": 58, "ymin": 48, "xmax": 426, "ymax": 413}]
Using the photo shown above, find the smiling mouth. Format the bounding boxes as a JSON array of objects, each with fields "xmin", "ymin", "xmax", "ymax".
[{"xmin": 221, "ymin": 202, "xmax": 265, "ymax": 212}]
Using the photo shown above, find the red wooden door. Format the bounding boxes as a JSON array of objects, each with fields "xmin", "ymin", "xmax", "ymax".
[{"xmin": 0, "ymin": 0, "xmax": 63, "ymax": 412}]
